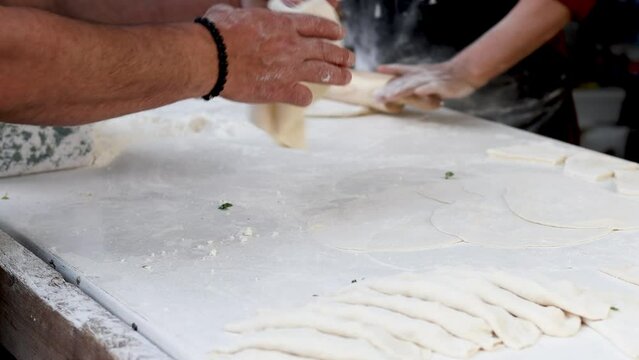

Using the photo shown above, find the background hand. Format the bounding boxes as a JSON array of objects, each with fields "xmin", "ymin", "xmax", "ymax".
[{"xmin": 376, "ymin": 62, "xmax": 480, "ymax": 107}]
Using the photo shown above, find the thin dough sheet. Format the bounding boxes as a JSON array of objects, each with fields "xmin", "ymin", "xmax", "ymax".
[
  {"xmin": 504, "ymin": 173, "xmax": 639, "ymax": 230},
  {"xmin": 486, "ymin": 142, "xmax": 572, "ymax": 165},
  {"xmin": 614, "ymin": 170, "xmax": 639, "ymax": 196},
  {"xmin": 564, "ymin": 152, "xmax": 639, "ymax": 182}
]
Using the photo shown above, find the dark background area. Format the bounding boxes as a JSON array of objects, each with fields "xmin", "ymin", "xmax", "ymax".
[{"xmin": 567, "ymin": 0, "xmax": 639, "ymax": 160}]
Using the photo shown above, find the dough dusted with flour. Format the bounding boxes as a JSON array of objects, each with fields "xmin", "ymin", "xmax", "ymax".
[
  {"xmin": 332, "ymin": 289, "xmax": 499, "ymax": 350},
  {"xmin": 218, "ymin": 328, "xmax": 388, "ymax": 360},
  {"xmin": 488, "ymin": 271, "xmax": 611, "ymax": 320},
  {"xmin": 370, "ymin": 275, "xmax": 542, "ymax": 349},
  {"xmin": 504, "ymin": 173, "xmax": 639, "ymax": 230},
  {"xmin": 253, "ymin": 0, "xmax": 340, "ymax": 148},
  {"xmin": 564, "ymin": 152, "xmax": 639, "ymax": 182},
  {"xmin": 486, "ymin": 142, "xmax": 572, "ymax": 165},
  {"xmin": 226, "ymin": 309, "xmax": 425, "ymax": 360},
  {"xmin": 614, "ymin": 170, "xmax": 639, "ymax": 195},
  {"xmin": 214, "ymin": 349, "xmax": 312, "ymax": 360},
  {"xmin": 430, "ymin": 197, "xmax": 611, "ymax": 249},
  {"xmin": 309, "ymin": 302, "xmax": 478, "ymax": 358}
]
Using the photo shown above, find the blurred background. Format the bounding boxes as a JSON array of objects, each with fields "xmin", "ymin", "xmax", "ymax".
[{"xmin": 567, "ymin": 0, "xmax": 639, "ymax": 160}]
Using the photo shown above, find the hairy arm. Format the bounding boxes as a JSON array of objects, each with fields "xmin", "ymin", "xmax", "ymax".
[
  {"xmin": 0, "ymin": 0, "xmax": 241, "ymax": 23},
  {"xmin": 0, "ymin": 5, "xmax": 218, "ymax": 125}
]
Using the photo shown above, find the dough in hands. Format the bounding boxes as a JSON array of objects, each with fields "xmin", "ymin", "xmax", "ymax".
[
  {"xmin": 564, "ymin": 152, "xmax": 639, "ymax": 182},
  {"xmin": 305, "ymin": 100, "xmax": 373, "ymax": 118},
  {"xmin": 253, "ymin": 0, "xmax": 340, "ymax": 148},
  {"xmin": 486, "ymin": 142, "xmax": 572, "ymax": 165}
]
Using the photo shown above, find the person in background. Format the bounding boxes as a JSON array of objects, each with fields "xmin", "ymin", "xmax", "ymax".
[
  {"xmin": 0, "ymin": 0, "xmax": 353, "ymax": 126},
  {"xmin": 342, "ymin": 0, "xmax": 596, "ymax": 144}
]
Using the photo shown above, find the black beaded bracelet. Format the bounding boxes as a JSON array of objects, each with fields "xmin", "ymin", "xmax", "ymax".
[{"xmin": 194, "ymin": 17, "xmax": 228, "ymax": 101}]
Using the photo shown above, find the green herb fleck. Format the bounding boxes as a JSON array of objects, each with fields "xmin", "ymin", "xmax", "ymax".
[
  {"xmin": 611, "ymin": 306, "xmax": 619, "ymax": 312},
  {"xmin": 218, "ymin": 202, "xmax": 233, "ymax": 211},
  {"xmin": 445, "ymin": 171, "xmax": 455, "ymax": 180},
  {"xmin": 351, "ymin": 279, "xmax": 358, "ymax": 284},
  {"xmin": 1, "ymin": 193, "xmax": 9, "ymax": 200}
]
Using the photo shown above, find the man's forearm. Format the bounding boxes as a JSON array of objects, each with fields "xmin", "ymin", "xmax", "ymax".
[
  {"xmin": 450, "ymin": 0, "xmax": 571, "ymax": 88},
  {"xmin": 0, "ymin": 6, "xmax": 217, "ymax": 125},
  {"xmin": 1, "ymin": 0, "xmax": 242, "ymax": 24}
]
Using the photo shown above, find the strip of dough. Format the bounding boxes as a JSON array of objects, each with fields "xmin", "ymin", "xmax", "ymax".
[
  {"xmin": 486, "ymin": 142, "xmax": 572, "ymax": 165},
  {"xmin": 601, "ymin": 266, "xmax": 639, "ymax": 287},
  {"xmin": 213, "ymin": 349, "xmax": 313, "ymax": 360},
  {"xmin": 488, "ymin": 271, "xmax": 611, "ymax": 320},
  {"xmin": 225, "ymin": 309, "xmax": 427, "ymax": 360},
  {"xmin": 564, "ymin": 152, "xmax": 639, "ymax": 182},
  {"xmin": 217, "ymin": 328, "xmax": 388, "ymax": 360},
  {"xmin": 369, "ymin": 276, "xmax": 542, "ymax": 349},
  {"xmin": 331, "ymin": 289, "xmax": 500, "ymax": 350},
  {"xmin": 614, "ymin": 170, "xmax": 639, "ymax": 195},
  {"xmin": 447, "ymin": 275, "xmax": 582, "ymax": 337},
  {"xmin": 309, "ymin": 302, "xmax": 478, "ymax": 359},
  {"xmin": 586, "ymin": 295, "xmax": 639, "ymax": 359}
]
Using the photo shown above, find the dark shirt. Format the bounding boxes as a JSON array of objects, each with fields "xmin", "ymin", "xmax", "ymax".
[{"xmin": 341, "ymin": 0, "xmax": 595, "ymax": 142}]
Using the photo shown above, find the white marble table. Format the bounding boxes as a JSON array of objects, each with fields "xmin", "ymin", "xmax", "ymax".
[{"xmin": 1, "ymin": 99, "xmax": 638, "ymax": 360}]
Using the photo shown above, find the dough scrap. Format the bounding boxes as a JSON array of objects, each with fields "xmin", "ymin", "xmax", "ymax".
[
  {"xmin": 564, "ymin": 152, "xmax": 639, "ymax": 182},
  {"xmin": 309, "ymin": 302, "xmax": 477, "ymax": 359},
  {"xmin": 488, "ymin": 271, "xmax": 611, "ymax": 320},
  {"xmin": 226, "ymin": 309, "xmax": 425, "ymax": 360},
  {"xmin": 254, "ymin": 0, "xmax": 340, "ymax": 148},
  {"xmin": 601, "ymin": 266, "xmax": 639, "ymax": 287},
  {"xmin": 218, "ymin": 328, "xmax": 388, "ymax": 360},
  {"xmin": 614, "ymin": 170, "xmax": 639, "ymax": 196},
  {"xmin": 504, "ymin": 173, "xmax": 639, "ymax": 230},
  {"xmin": 332, "ymin": 289, "xmax": 499, "ymax": 350},
  {"xmin": 586, "ymin": 295, "xmax": 639, "ymax": 360},
  {"xmin": 486, "ymin": 142, "xmax": 572, "ymax": 165},
  {"xmin": 369, "ymin": 275, "xmax": 542, "ymax": 349},
  {"xmin": 307, "ymin": 188, "xmax": 460, "ymax": 253},
  {"xmin": 430, "ymin": 197, "xmax": 611, "ymax": 248},
  {"xmin": 305, "ymin": 100, "xmax": 373, "ymax": 118}
]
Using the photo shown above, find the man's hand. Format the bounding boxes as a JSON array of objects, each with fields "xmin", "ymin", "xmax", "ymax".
[
  {"xmin": 375, "ymin": 62, "xmax": 480, "ymax": 107},
  {"xmin": 204, "ymin": 5, "xmax": 353, "ymax": 106}
]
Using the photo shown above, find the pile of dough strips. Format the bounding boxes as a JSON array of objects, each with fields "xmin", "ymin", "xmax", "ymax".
[{"xmin": 214, "ymin": 269, "xmax": 638, "ymax": 360}]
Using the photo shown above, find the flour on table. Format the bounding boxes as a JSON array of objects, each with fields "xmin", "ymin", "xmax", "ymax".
[
  {"xmin": 307, "ymin": 188, "xmax": 460, "ymax": 252},
  {"xmin": 305, "ymin": 100, "xmax": 373, "ymax": 118},
  {"xmin": 614, "ymin": 170, "xmax": 639, "ymax": 195},
  {"xmin": 215, "ymin": 349, "xmax": 312, "ymax": 360},
  {"xmin": 504, "ymin": 173, "xmax": 639, "ymax": 230},
  {"xmin": 486, "ymin": 141, "xmax": 572, "ymax": 165},
  {"xmin": 564, "ymin": 152, "xmax": 639, "ymax": 182},
  {"xmin": 601, "ymin": 266, "xmax": 639, "ymax": 288},
  {"xmin": 586, "ymin": 294, "xmax": 639, "ymax": 360},
  {"xmin": 430, "ymin": 197, "xmax": 611, "ymax": 248}
]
